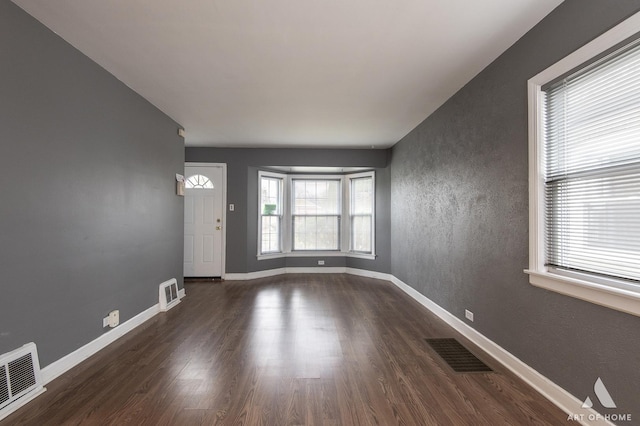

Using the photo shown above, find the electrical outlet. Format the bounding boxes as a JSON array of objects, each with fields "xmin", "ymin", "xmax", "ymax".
[
  {"xmin": 318, "ymin": 260, "xmax": 325, "ymax": 266},
  {"xmin": 108, "ymin": 310, "xmax": 120, "ymax": 328},
  {"xmin": 465, "ymin": 309, "xmax": 474, "ymax": 322},
  {"xmin": 229, "ymin": 203, "xmax": 235, "ymax": 211}
]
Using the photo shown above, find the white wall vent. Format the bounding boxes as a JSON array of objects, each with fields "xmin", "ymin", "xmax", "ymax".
[
  {"xmin": 159, "ymin": 278, "xmax": 181, "ymax": 312},
  {"xmin": 0, "ymin": 342, "xmax": 46, "ymax": 421}
]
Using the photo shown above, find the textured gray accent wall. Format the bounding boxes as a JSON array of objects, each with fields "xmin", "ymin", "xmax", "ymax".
[
  {"xmin": 185, "ymin": 148, "xmax": 391, "ymax": 274},
  {"xmin": 391, "ymin": 0, "xmax": 640, "ymax": 418},
  {"xmin": 0, "ymin": 2, "xmax": 184, "ymax": 367}
]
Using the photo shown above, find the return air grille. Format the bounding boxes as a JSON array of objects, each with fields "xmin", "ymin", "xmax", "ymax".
[
  {"xmin": 426, "ymin": 338, "xmax": 492, "ymax": 373},
  {"xmin": 159, "ymin": 278, "xmax": 181, "ymax": 312},
  {"xmin": 0, "ymin": 366, "xmax": 8, "ymax": 406},
  {"xmin": 0, "ymin": 342, "xmax": 45, "ymax": 421},
  {"xmin": 8, "ymin": 355, "xmax": 36, "ymax": 397}
]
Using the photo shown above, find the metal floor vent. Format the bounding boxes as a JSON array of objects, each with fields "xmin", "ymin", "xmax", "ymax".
[
  {"xmin": 426, "ymin": 338, "xmax": 492, "ymax": 373},
  {"xmin": 159, "ymin": 278, "xmax": 181, "ymax": 312},
  {"xmin": 0, "ymin": 343, "xmax": 45, "ymax": 421}
]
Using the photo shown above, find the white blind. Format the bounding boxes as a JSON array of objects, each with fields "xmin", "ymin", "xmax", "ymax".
[{"xmin": 543, "ymin": 38, "xmax": 640, "ymax": 283}]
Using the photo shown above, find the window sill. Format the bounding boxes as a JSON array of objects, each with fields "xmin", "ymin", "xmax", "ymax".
[
  {"xmin": 258, "ymin": 251, "xmax": 376, "ymax": 261},
  {"xmin": 524, "ymin": 269, "xmax": 640, "ymax": 317}
]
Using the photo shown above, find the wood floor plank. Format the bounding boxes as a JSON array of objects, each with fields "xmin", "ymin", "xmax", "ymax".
[{"xmin": 2, "ymin": 274, "xmax": 568, "ymax": 425}]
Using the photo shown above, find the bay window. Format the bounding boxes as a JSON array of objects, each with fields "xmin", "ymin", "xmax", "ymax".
[{"xmin": 258, "ymin": 170, "xmax": 375, "ymax": 259}]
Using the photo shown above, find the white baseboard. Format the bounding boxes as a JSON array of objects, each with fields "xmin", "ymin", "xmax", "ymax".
[
  {"xmin": 225, "ymin": 268, "xmax": 287, "ymax": 280},
  {"xmin": 225, "ymin": 267, "xmax": 392, "ymax": 281},
  {"xmin": 0, "ymin": 387, "xmax": 46, "ymax": 422},
  {"xmin": 345, "ymin": 268, "xmax": 393, "ymax": 281},
  {"xmin": 285, "ymin": 267, "xmax": 346, "ymax": 274},
  {"xmin": 389, "ymin": 276, "xmax": 613, "ymax": 426},
  {"xmin": 41, "ymin": 303, "xmax": 160, "ymax": 385},
  {"xmin": 226, "ymin": 267, "xmax": 345, "ymax": 280},
  {"xmin": 178, "ymin": 288, "xmax": 186, "ymax": 299},
  {"xmin": 32, "ymin": 270, "xmax": 612, "ymax": 426}
]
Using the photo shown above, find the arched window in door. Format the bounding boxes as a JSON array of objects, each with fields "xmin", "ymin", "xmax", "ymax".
[{"xmin": 185, "ymin": 174, "xmax": 214, "ymax": 189}]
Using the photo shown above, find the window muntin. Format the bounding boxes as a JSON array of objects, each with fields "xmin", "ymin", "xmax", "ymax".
[
  {"xmin": 350, "ymin": 176, "xmax": 374, "ymax": 253},
  {"xmin": 292, "ymin": 179, "xmax": 341, "ymax": 251},
  {"xmin": 185, "ymin": 174, "xmax": 214, "ymax": 189},
  {"xmin": 257, "ymin": 171, "xmax": 375, "ymax": 258},
  {"xmin": 260, "ymin": 175, "xmax": 283, "ymax": 254}
]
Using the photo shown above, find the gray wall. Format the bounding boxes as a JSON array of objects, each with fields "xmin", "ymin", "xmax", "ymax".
[
  {"xmin": 185, "ymin": 148, "xmax": 391, "ymax": 274},
  {"xmin": 0, "ymin": 1, "xmax": 184, "ymax": 367},
  {"xmin": 391, "ymin": 0, "xmax": 640, "ymax": 419}
]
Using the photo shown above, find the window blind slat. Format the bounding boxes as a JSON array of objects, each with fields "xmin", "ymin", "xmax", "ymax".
[{"xmin": 543, "ymin": 36, "xmax": 640, "ymax": 284}]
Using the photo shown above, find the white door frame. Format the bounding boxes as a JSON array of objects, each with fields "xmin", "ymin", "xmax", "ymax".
[{"xmin": 185, "ymin": 162, "xmax": 227, "ymax": 278}]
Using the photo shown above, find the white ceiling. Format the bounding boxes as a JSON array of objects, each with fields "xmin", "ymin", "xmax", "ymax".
[{"xmin": 13, "ymin": 0, "xmax": 562, "ymax": 148}]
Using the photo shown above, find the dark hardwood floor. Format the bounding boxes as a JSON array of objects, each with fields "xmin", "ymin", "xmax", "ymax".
[{"xmin": 3, "ymin": 274, "xmax": 567, "ymax": 425}]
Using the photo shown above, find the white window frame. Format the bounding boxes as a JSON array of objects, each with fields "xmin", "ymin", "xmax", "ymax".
[
  {"xmin": 525, "ymin": 11, "xmax": 640, "ymax": 317},
  {"xmin": 257, "ymin": 170, "xmax": 376, "ymax": 260},
  {"xmin": 258, "ymin": 171, "xmax": 285, "ymax": 255},
  {"xmin": 348, "ymin": 172, "xmax": 376, "ymax": 254},
  {"xmin": 291, "ymin": 176, "xmax": 343, "ymax": 252}
]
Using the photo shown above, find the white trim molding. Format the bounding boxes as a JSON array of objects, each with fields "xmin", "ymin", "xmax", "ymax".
[
  {"xmin": 257, "ymin": 170, "xmax": 377, "ymax": 260},
  {"xmin": 24, "ymin": 266, "xmax": 615, "ymax": 425},
  {"xmin": 225, "ymin": 268, "xmax": 288, "ymax": 281},
  {"xmin": 390, "ymin": 276, "xmax": 615, "ymax": 426},
  {"xmin": 0, "ymin": 387, "xmax": 46, "ymax": 422},
  {"xmin": 41, "ymin": 282, "xmax": 187, "ymax": 385},
  {"xmin": 257, "ymin": 251, "xmax": 376, "ymax": 261},
  {"xmin": 224, "ymin": 267, "xmax": 615, "ymax": 424},
  {"xmin": 225, "ymin": 267, "xmax": 391, "ymax": 281},
  {"xmin": 526, "ymin": 11, "xmax": 640, "ymax": 318},
  {"xmin": 345, "ymin": 268, "xmax": 392, "ymax": 281},
  {"xmin": 41, "ymin": 303, "xmax": 161, "ymax": 385},
  {"xmin": 526, "ymin": 270, "xmax": 640, "ymax": 317}
]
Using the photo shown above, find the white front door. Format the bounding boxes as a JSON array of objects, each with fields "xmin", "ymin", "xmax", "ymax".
[{"xmin": 184, "ymin": 165, "xmax": 225, "ymax": 277}]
